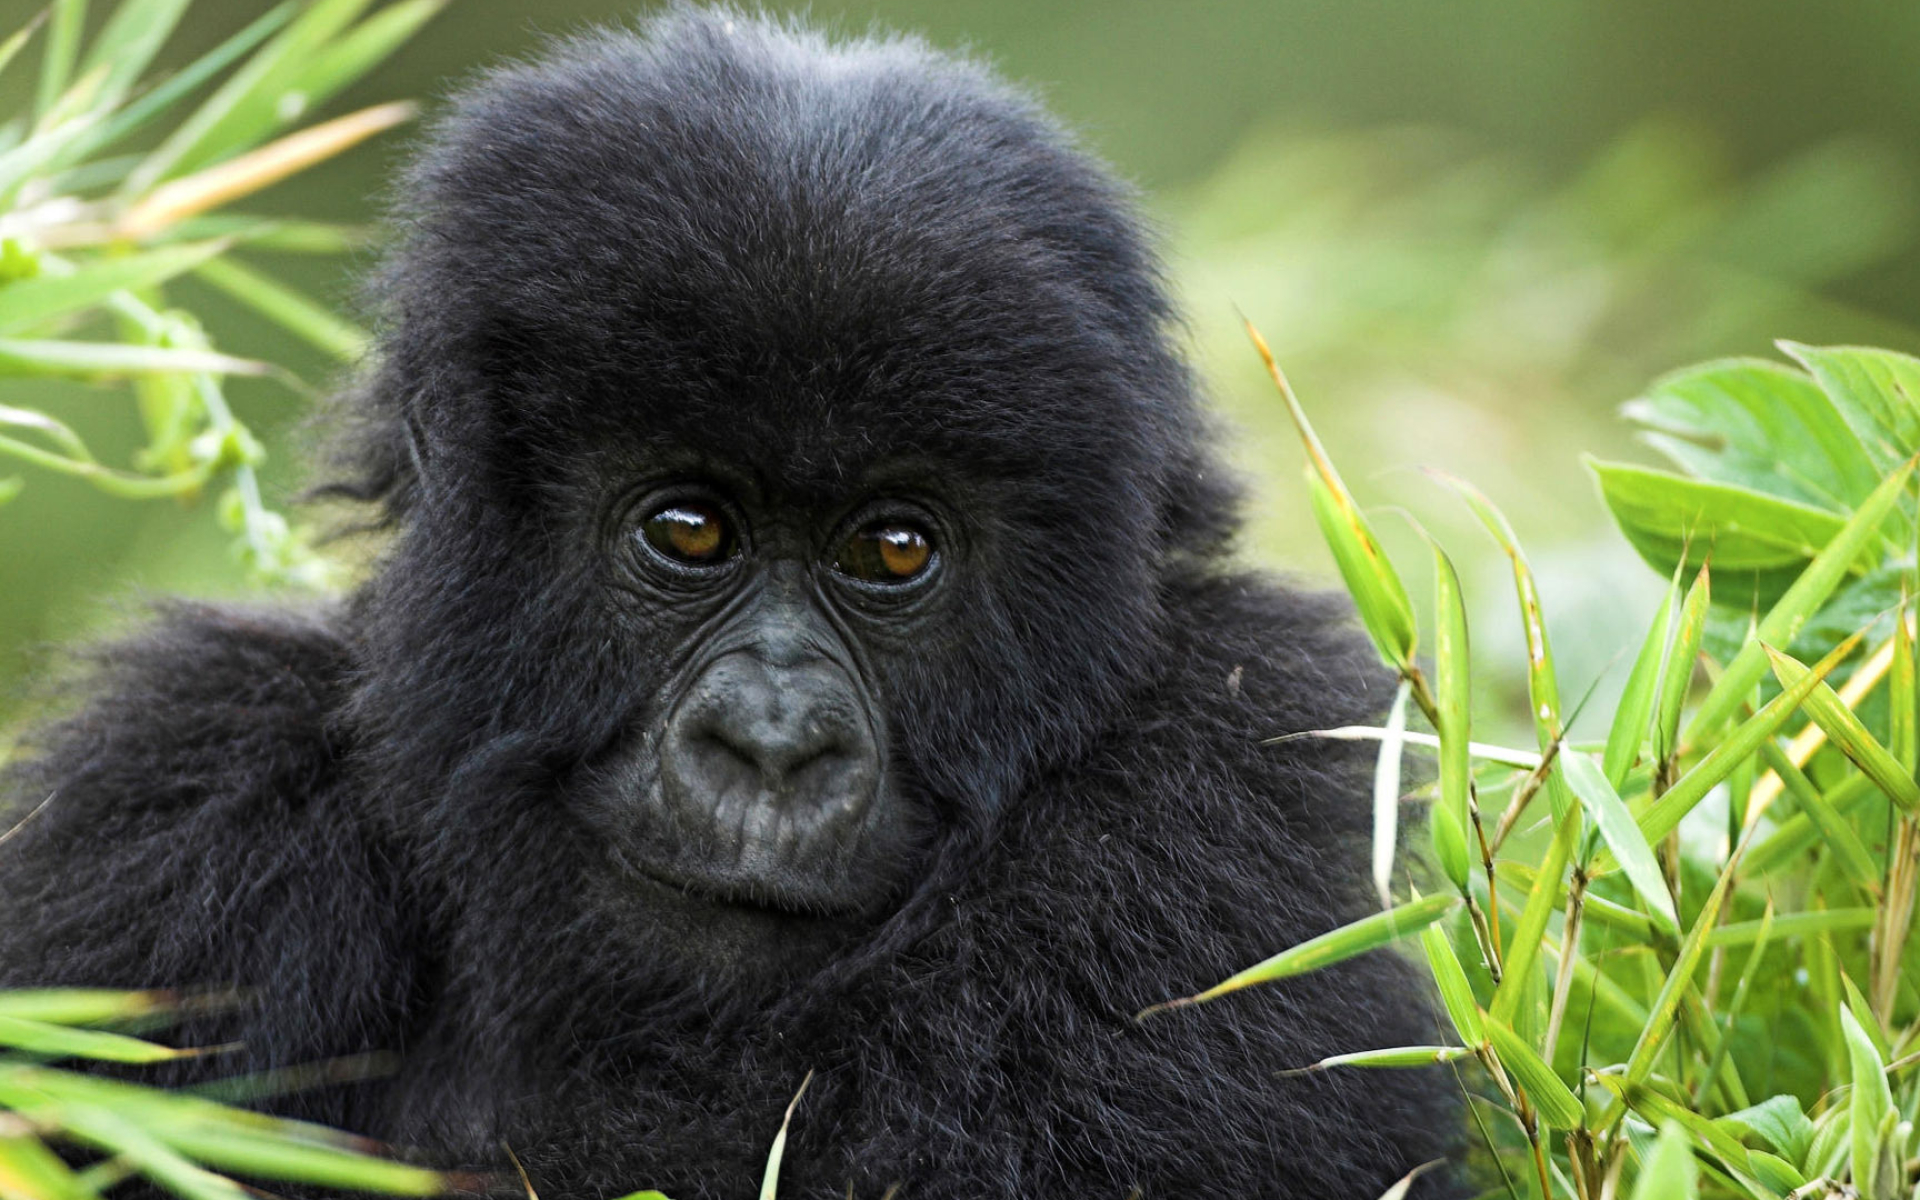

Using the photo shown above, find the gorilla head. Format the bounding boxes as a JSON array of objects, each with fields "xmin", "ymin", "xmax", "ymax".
[
  {"xmin": 335, "ymin": 11, "xmax": 1232, "ymax": 979},
  {"xmin": 1, "ymin": 10, "xmax": 1459, "ymax": 1196}
]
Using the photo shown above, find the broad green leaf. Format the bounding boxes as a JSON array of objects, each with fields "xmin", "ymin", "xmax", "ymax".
[
  {"xmin": 0, "ymin": 241, "xmax": 229, "ymax": 333},
  {"xmin": 1484, "ymin": 1019, "xmax": 1582, "ymax": 1130},
  {"xmin": 1722, "ymin": 1095, "xmax": 1814, "ymax": 1166},
  {"xmin": 1559, "ymin": 749, "xmax": 1676, "ymax": 933},
  {"xmin": 1370, "ymin": 680, "xmax": 1410, "ymax": 908},
  {"xmin": 1420, "ymin": 918, "xmax": 1484, "ymax": 1047},
  {"xmin": 1593, "ymin": 459, "xmax": 1868, "ymax": 607},
  {"xmin": 1743, "ymin": 1151, "xmax": 1806, "ymax": 1196},
  {"xmin": 1783, "ymin": 342, "xmax": 1920, "ymax": 473},
  {"xmin": 1642, "ymin": 633, "xmax": 1860, "ymax": 844},
  {"xmin": 1604, "ymin": 580, "xmax": 1676, "ymax": 788},
  {"xmin": 1628, "ymin": 1121, "xmax": 1698, "ymax": 1200},
  {"xmin": 1765, "ymin": 645, "xmax": 1920, "ymax": 810},
  {"xmin": 1624, "ymin": 358, "xmax": 1882, "ymax": 510},
  {"xmin": 1137, "ymin": 892, "xmax": 1458, "ymax": 1017},
  {"xmin": 1430, "ymin": 542, "xmax": 1472, "ymax": 892}
]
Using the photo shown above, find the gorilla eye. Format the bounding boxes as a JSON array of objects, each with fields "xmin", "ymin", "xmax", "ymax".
[
  {"xmin": 641, "ymin": 502, "xmax": 737, "ymax": 566},
  {"xmin": 836, "ymin": 522, "xmax": 933, "ymax": 583}
]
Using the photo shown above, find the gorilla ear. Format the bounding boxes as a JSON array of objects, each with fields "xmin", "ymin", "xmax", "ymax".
[{"xmin": 311, "ymin": 368, "xmax": 434, "ymax": 525}]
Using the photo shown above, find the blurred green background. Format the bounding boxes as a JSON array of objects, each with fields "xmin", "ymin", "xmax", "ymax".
[{"xmin": 4, "ymin": 0, "xmax": 1919, "ymax": 729}]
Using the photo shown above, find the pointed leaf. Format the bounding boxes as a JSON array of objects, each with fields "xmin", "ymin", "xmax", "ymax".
[
  {"xmin": 1560, "ymin": 749, "xmax": 1677, "ymax": 933},
  {"xmin": 1765, "ymin": 644, "xmax": 1920, "ymax": 810},
  {"xmin": 1485, "ymin": 1018, "xmax": 1583, "ymax": 1130},
  {"xmin": 0, "ymin": 241, "xmax": 229, "ymax": 332}
]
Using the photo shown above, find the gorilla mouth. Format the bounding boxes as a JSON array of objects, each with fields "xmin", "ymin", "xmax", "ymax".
[{"xmin": 611, "ymin": 839, "xmax": 871, "ymax": 919}]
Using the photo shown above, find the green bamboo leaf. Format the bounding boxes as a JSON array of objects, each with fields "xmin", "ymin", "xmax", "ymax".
[
  {"xmin": 0, "ymin": 21, "xmax": 40, "ymax": 93},
  {"xmin": 71, "ymin": 5, "xmax": 295, "ymax": 162},
  {"xmin": 1434, "ymin": 471, "xmax": 1573, "ymax": 821},
  {"xmin": 146, "ymin": 1123, "xmax": 443, "ymax": 1195},
  {"xmin": 1137, "ymin": 892, "xmax": 1458, "ymax": 1018},
  {"xmin": 1765, "ymin": 644, "xmax": 1920, "ymax": 810},
  {"xmin": 0, "ymin": 1078, "xmax": 246, "ymax": 1200},
  {"xmin": 0, "ymin": 1132, "xmax": 99, "ymax": 1200},
  {"xmin": 0, "ymin": 241, "xmax": 229, "ymax": 332},
  {"xmin": 284, "ymin": 0, "xmax": 445, "ymax": 115},
  {"xmin": 1639, "ymin": 633, "xmax": 1859, "ymax": 845},
  {"xmin": 1604, "ymin": 580, "xmax": 1676, "ymax": 788},
  {"xmin": 1559, "ymin": 749, "xmax": 1677, "ymax": 933},
  {"xmin": 1419, "ymin": 918, "xmax": 1484, "ymax": 1047},
  {"xmin": 77, "ymin": 0, "xmax": 193, "ymax": 108},
  {"xmin": 0, "ymin": 338, "xmax": 267, "ymax": 377},
  {"xmin": 1722, "ymin": 1094, "xmax": 1814, "ymax": 1165},
  {"xmin": 0, "ymin": 989, "xmax": 176, "ymax": 1025},
  {"xmin": 129, "ymin": 0, "xmax": 376, "ymax": 190},
  {"xmin": 1629, "ymin": 1121, "xmax": 1699, "ymax": 1200},
  {"xmin": 1893, "ymin": 596, "xmax": 1914, "ymax": 772},
  {"xmin": 1743, "ymin": 772, "xmax": 1879, "ymax": 876},
  {"xmin": 1308, "ymin": 470, "xmax": 1417, "ymax": 674},
  {"xmin": 759, "ymin": 1071, "xmax": 811, "ymax": 1200},
  {"xmin": 1842, "ymin": 1005, "xmax": 1898, "ymax": 1199},
  {"xmin": 1592, "ymin": 1077, "xmax": 1751, "ymax": 1165},
  {"xmin": 1705, "ymin": 907, "xmax": 1875, "ymax": 948},
  {"xmin": 1245, "ymin": 317, "xmax": 1414, "ymax": 671},
  {"xmin": 35, "ymin": 0, "xmax": 87, "ymax": 118},
  {"xmin": 1487, "ymin": 804, "xmax": 1580, "ymax": 1026},
  {"xmin": 1371, "ymin": 1161, "xmax": 1444, "ymax": 1200},
  {"xmin": 1288, "ymin": 1046, "xmax": 1473, "ymax": 1073},
  {"xmin": 1484, "ymin": 1018, "xmax": 1582, "ymax": 1130},
  {"xmin": 1371, "ymin": 680, "xmax": 1410, "ymax": 908},
  {"xmin": 1273, "ymin": 726, "xmax": 1541, "ymax": 769},
  {"xmin": 1686, "ymin": 456, "xmax": 1914, "ymax": 741},
  {"xmin": 1743, "ymin": 1151, "xmax": 1806, "ymax": 1196},
  {"xmin": 1652, "ymin": 564, "xmax": 1709, "ymax": 763},
  {"xmin": 0, "ymin": 1014, "xmax": 188, "ymax": 1064},
  {"xmin": 1755, "ymin": 739, "xmax": 1882, "ymax": 892},
  {"xmin": 1430, "ymin": 542, "xmax": 1472, "ymax": 892},
  {"xmin": 1626, "ymin": 866, "xmax": 1732, "ymax": 1085},
  {"xmin": 192, "ymin": 255, "xmax": 367, "ymax": 359}
]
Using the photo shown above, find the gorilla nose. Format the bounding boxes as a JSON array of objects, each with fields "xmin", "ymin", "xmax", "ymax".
[{"xmin": 664, "ymin": 653, "xmax": 879, "ymax": 812}]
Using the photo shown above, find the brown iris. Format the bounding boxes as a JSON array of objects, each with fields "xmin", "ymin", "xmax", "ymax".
[
  {"xmin": 836, "ymin": 522, "xmax": 933, "ymax": 583},
  {"xmin": 642, "ymin": 502, "xmax": 736, "ymax": 565}
]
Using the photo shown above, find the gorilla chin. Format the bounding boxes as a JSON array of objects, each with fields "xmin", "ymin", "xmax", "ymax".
[{"xmin": 0, "ymin": 9, "xmax": 1463, "ymax": 1197}]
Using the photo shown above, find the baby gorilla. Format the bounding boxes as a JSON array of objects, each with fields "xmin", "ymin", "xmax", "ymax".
[{"xmin": 0, "ymin": 10, "xmax": 1459, "ymax": 1198}]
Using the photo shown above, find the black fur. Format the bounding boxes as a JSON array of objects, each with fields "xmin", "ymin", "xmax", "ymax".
[{"xmin": 2, "ymin": 11, "xmax": 1458, "ymax": 1197}]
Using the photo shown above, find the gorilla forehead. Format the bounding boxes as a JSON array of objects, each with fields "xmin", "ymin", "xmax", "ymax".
[{"xmin": 388, "ymin": 10, "xmax": 1188, "ymax": 482}]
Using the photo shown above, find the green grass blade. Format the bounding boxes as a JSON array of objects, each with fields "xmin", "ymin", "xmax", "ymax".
[
  {"xmin": 759, "ymin": 1071, "xmax": 811, "ymax": 1200},
  {"xmin": 1704, "ymin": 907, "xmax": 1874, "ymax": 948},
  {"xmin": 1488, "ymin": 804, "xmax": 1580, "ymax": 1026},
  {"xmin": 1765, "ymin": 644, "xmax": 1920, "ymax": 810},
  {"xmin": 1685, "ymin": 457, "xmax": 1915, "ymax": 741},
  {"xmin": 0, "ymin": 241, "xmax": 229, "ymax": 333},
  {"xmin": 284, "ymin": 0, "xmax": 445, "ymax": 114},
  {"xmin": 1291, "ymin": 1046, "xmax": 1474, "ymax": 1072},
  {"xmin": 0, "ymin": 338, "xmax": 267, "ymax": 377},
  {"xmin": 0, "ymin": 989, "xmax": 176, "ymax": 1025},
  {"xmin": 1626, "ymin": 866, "xmax": 1732, "ymax": 1085},
  {"xmin": 0, "ymin": 1131, "xmax": 100, "ymax": 1200},
  {"xmin": 1138, "ymin": 892, "xmax": 1458, "ymax": 1017},
  {"xmin": 1755, "ymin": 739, "xmax": 1882, "ymax": 892}
]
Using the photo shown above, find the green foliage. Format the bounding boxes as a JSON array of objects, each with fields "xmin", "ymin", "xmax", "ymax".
[
  {"xmin": 1149, "ymin": 335, "xmax": 1920, "ymax": 1198},
  {"xmin": 0, "ymin": 0, "xmax": 431, "ymax": 586}
]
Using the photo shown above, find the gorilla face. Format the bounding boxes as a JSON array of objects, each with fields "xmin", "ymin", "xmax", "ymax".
[
  {"xmin": 340, "ymin": 16, "xmax": 1229, "ymax": 986},
  {"xmin": 583, "ymin": 469, "xmax": 947, "ymax": 929}
]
